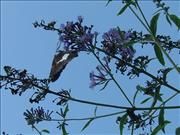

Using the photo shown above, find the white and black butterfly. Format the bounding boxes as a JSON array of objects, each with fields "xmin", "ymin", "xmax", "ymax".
[{"xmin": 49, "ymin": 50, "xmax": 78, "ymax": 82}]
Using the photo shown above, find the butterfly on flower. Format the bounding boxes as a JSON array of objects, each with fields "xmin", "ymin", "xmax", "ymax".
[{"xmin": 49, "ymin": 50, "xmax": 78, "ymax": 82}]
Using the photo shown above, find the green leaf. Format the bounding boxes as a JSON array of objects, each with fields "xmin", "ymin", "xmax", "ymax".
[
  {"xmin": 106, "ymin": 0, "xmax": 113, "ymax": 6},
  {"xmin": 153, "ymin": 9, "xmax": 163, "ymax": 15},
  {"xmin": 4, "ymin": 66, "xmax": 12, "ymax": 76},
  {"xmin": 81, "ymin": 118, "xmax": 94, "ymax": 131},
  {"xmin": 154, "ymin": 44, "xmax": 165, "ymax": 66},
  {"xmin": 150, "ymin": 13, "xmax": 160, "ymax": 36},
  {"xmin": 158, "ymin": 108, "xmax": 165, "ymax": 133},
  {"xmin": 64, "ymin": 105, "xmax": 69, "ymax": 117},
  {"xmin": 140, "ymin": 97, "xmax": 152, "ymax": 104},
  {"xmin": 178, "ymin": 66, "xmax": 180, "ymax": 72},
  {"xmin": 148, "ymin": 86, "xmax": 161, "ymax": 114},
  {"xmin": 136, "ymin": 85, "xmax": 146, "ymax": 93},
  {"xmin": 169, "ymin": 14, "xmax": 180, "ymax": 29},
  {"xmin": 133, "ymin": 88, "xmax": 139, "ymax": 106},
  {"xmin": 166, "ymin": 15, "xmax": 172, "ymax": 26},
  {"xmin": 62, "ymin": 124, "xmax": 68, "ymax": 135},
  {"xmin": 176, "ymin": 127, "xmax": 180, "ymax": 135},
  {"xmin": 156, "ymin": 93, "xmax": 163, "ymax": 102},
  {"xmin": 41, "ymin": 129, "xmax": 50, "ymax": 134},
  {"xmin": 119, "ymin": 113, "xmax": 128, "ymax": 135},
  {"xmin": 117, "ymin": 1, "xmax": 132, "ymax": 16},
  {"xmin": 151, "ymin": 120, "xmax": 170, "ymax": 135}
]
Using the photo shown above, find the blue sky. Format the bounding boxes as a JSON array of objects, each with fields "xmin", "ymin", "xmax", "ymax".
[{"xmin": 1, "ymin": 1, "xmax": 180, "ymax": 135}]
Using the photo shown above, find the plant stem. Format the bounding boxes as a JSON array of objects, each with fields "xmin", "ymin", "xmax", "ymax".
[
  {"xmin": 128, "ymin": 6, "xmax": 151, "ymax": 34},
  {"xmin": 90, "ymin": 47, "xmax": 134, "ymax": 107},
  {"xmin": 24, "ymin": 82, "xmax": 180, "ymax": 110},
  {"xmin": 43, "ymin": 111, "xmax": 126, "ymax": 122},
  {"xmin": 142, "ymin": 92, "xmax": 179, "ymax": 122},
  {"xmin": 131, "ymin": 123, "xmax": 134, "ymax": 135},
  {"xmin": 32, "ymin": 125, "xmax": 42, "ymax": 135},
  {"xmin": 1, "ymin": 75, "xmax": 179, "ymax": 111}
]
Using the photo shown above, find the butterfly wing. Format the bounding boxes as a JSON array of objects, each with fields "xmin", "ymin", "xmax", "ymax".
[{"xmin": 49, "ymin": 51, "xmax": 78, "ymax": 82}]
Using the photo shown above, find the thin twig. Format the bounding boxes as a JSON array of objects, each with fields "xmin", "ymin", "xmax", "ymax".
[
  {"xmin": 32, "ymin": 125, "xmax": 42, "ymax": 135},
  {"xmin": 42, "ymin": 110, "xmax": 126, "ymax": 122}
]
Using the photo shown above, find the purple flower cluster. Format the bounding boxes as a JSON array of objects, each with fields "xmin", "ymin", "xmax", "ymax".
[
  {"xmin": 24, "ymin": 107, "xmax": 52, "ymax": 125},
  {"xmin": 59, "ymin": 16, "xmax": 98, "ymax": 52},
  {"xmin": 89, "ymin": 57, "xmax": 111, "ymax": 89},
  {"xmin": 101, "ymin": 28, "xmax": 135, "ymax": 60}
]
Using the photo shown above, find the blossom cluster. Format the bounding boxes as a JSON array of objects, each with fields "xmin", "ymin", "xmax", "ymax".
[
  {"xmin": 0, "ymin": 66, "xmax": 49, "ymax": 103},
  {"xmin": 59, "ymin": 16, "xmax": 98, "ymax": 52},
  {"xmin": 101, "ymin": 28, "xmax": 136, "ymax": 60},
  {"xmin": 24, "ymin": 107, "xmax": 53, "ymax": 125},
  {"xmin": 89, "ymin": 57, "xmax": 111, "ymax": 89}
]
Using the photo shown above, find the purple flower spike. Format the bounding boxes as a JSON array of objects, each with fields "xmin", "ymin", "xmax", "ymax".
[
  {"xmin": 102, "ymin": 27, "xmax": 136, "ymax": 60},
  {"xmin": 58, "ymin": 16, "xmax": 98, "ymax": 52},
  {"xmin": 89, "ymin": 63, "xmax": 111, "ymax": 89}
]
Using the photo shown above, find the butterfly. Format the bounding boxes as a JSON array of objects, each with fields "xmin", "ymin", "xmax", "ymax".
[{"xmin": 49, "ymin": 50, "xmax": 78, "ymax": 82}]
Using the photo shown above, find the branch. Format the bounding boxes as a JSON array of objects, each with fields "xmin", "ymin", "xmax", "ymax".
[
  {"xmin": 42, "ymin": 111, "xmax": 126, "ymax": 122},
  {"xmin": 1, "ymin": 75, "xmax": 179, "ymax": 111}
]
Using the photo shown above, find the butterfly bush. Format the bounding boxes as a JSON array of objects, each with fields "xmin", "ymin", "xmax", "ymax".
[{"xmin": 1, "ymin": 2, "xmax": 180, "ymax": 133}]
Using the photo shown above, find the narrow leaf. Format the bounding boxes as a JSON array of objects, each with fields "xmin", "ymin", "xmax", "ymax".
[
  {"xmin": 106, "ymin": 0, "xmax": 113, "ymax": 6},
  {"xmin": 136, "ymin": 85, "xmax": 146, "ymax": 93},
  {"xmin": 140, "ymin": 97, "xmax": 152, "ymax": 104},
  {"xmin": 41, "ymin": 129, "xmax": 50, "ymax": 134},
  {"xmin": 62, "ymin": 124, "xmax": 68, "ymax": 135},
  {"xmin": 151, "ymin": 120, "xmax": 170, "ymax": 135},
  {"xmin": 176, "ymin": 127, "xmax": 180, "ymax": 135},
  {"xmin": 154, "ymin": 44, "xmax": 165, "ymax": 65},
  {"xmin": 117, "ymin": 2, "xmax": 132, "ymax": 16},
  {"xmin": 153, "ymin": 9, "xmax": 163, "ymax": 15},
  {"xmin": 158, "ymin": 108, "xmax": 165, "ymax": 133},
  {"xmin": 166, "ymin": 15, "xmax": 172, "ymax": 26},
  {"xmin": 64, "ymin": 105, "xmax": 69, "ymax": 117},
  {"xmin": 133, "ymin": 88, "xmax": 139, "ymax": 106},
  {"xmin": 156, "ymin": 94, "xmax": 163, "ymax": 102},
  {"xmin": 150, "ymin": 13, "xmax": 160, "ymax": 36},
  {"xmin": 169, "ymin": 14, "xmax": 180, "ymax": 29},
  {"xmin": 119, "ymin": 113, "xmax": 128, "ymax": 135},
  {"xmin": 81, "ymin": 118, "xmax": 94, "ymax": 131}
]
